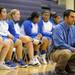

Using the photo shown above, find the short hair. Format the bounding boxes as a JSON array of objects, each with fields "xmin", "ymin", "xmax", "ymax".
[
  {"xmin": 41, "ymin": 6, "xmax": 51, "ymax": 14},
  {"xmin": 30, "ymin": 12, "xmax": 40, "ymax": 20},
  {"xmin": 63, "ymin": 9, "xmax": 75, "ymax": 19},
  {"xmin": 41, "ymin": 6, "xmax": 51, "ymax": 11},
  {"xmin": 51, "ymin": 12, "xmax": 60, "ymax": 18}
]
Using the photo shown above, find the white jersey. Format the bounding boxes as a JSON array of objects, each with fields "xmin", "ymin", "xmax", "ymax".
[
  {"xmin": 20, "ymin": 25, "xmax": 26, "ymax": 35},
  {"xmin": 0, "ymin": 20, "xmax": 10, "ymax": 36},
  {"xmin": 43, "ymin": 20, "xmax": 53, "ymax": 34},
  {"xmin": 14, "ymin": 23, "xmax": 21, "ymax": 35},
  {"xmin": 32, "ymin": 23, "xmax": 38, "ymax": 33},
  {"xmin": 14, "ymin": 22, "xmax": 25, "ymax": 36}
]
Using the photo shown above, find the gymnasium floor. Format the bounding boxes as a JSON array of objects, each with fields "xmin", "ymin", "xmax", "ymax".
[{"xmin": 0, "ymin": 63, "xmax": 75, "ymax": 75}]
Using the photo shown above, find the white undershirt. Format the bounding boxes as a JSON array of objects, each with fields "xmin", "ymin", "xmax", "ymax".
[
  {"xmin": 32, "ymin": 23, "xmax": 38, "ymax": 33},
  {"xmin": 20, "ymin": 25, "xmax": 26, "ymax": 35},
  {"xmin": 43, "ymin": 20, "xmax": 53, "ymax": 34},
  {"xmin": 0, "ymin": 21, "xmax": 10, "ymax": 36},
  {"xmin": 14, "ymin": 23, "xmax": 21, "ymax": 35}
]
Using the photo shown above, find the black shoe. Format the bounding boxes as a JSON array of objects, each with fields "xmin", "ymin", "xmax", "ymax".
[
  {"xmin": 55, "ymin": 69, "xmax": 67, "ymax": 75},
  {"xmin": 65, "ymin": 64, "xmax": 75, "ymax": 73},
  {"xmin": 55, "ymin": 67, "xmax": 67, "ymax": 75}
]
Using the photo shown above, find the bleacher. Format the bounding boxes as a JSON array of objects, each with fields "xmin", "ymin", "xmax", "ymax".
[{"xmin": 0, "ymin": 0, "xmax": 65, "ymax": 18}]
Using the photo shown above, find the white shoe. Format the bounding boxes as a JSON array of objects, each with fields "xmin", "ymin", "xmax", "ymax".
[
  {"xmin": 29, "ymin": 58, "xmax": 38, "ymax": 66},
  {"xmin": 34, "ymin": 57, "xmax": 41, "ymax": 66},
  {"xmin": 29, "ymin": 57, "xmax": 41, "ymax": 66},
  {"xmin": 0, "ymin": 64, "xmax": 10, "ymax": 70},
  {"xmin": 40, "ymin": 57, "xmax": 47, "ymax": 65}
]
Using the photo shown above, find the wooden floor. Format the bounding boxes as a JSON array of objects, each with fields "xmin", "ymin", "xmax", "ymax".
[
  {"xmin": 0, "ymin": 63, "xmax": 56, "ymax": 75},
  {"xmin": 0, "ymin": 63, "xmax": 75, "ymax": 75}
]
